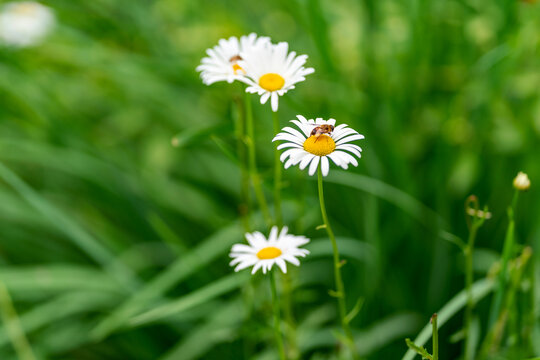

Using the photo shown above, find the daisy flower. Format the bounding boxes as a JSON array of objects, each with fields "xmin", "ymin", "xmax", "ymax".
[
  {"xmin": 229, "ymin": 226, "xmax": 309, "ymax": 275},
  {"xmin": 272, "ymin": 115, "xmax": 364, "ymax": 176},
  {"xmin": 196, "ymin": 33, "xmax": 270, "ymax": 85},
  {"xmin": 0, "ymin": 1, "xmax": 55, "ymax": 48},
  {"xmin": 238, "ymin": 41, "xmax": 315, "ymax": 112}
]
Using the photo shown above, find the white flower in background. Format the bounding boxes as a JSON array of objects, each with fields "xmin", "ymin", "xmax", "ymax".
[
  {"xmin": 272, "ymin": 115, "xmax": 364, "ymax": 176},
  {"xmin": 196, "ymin": 33, "xmax": 270, "ymax": 85},
  {"xmin": 0, "ymin": 1, "xmax": 55, "ymax": 48},
  {"xmin": 239, "ymin": 42, "xmax": 314, "ymax": 112},
  {"xmin": 229, "ymin": 226, "xmax": 310, "ymax": 275},
  {"xmin": 513, "ymin": 171, "xmax": 530, "ymax": 191}
]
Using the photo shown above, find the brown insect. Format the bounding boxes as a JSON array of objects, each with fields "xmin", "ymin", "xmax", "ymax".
[
  {"xmin": 310, "ymin": 124, "xmax": 334, "ymax": 141},
  {"xmin": 229, "ymin": 55, "xmax": 243, "ymax": 63}
]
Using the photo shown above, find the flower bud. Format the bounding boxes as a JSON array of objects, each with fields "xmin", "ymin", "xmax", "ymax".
[{"xmin": 513, "ymin": 171, "xmax": 530, "ymax": 191}]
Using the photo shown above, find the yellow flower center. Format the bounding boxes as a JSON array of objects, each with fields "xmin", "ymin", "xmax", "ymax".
[
  {"xmin": 303, "ymin": 135, "xmax": 336, "ymax": 156},
  {"xmin": 232, "ymin": 63, "xmax": 244, "ymax": 75},
  {"xmin": 256, "ymin": 246, "xmax": 282, "ymax": 260},
  {"xmin": 259, "ymin": 73, "xmax": 285, "ymax": 92},
  {"xmin": 13, "ymin": 3, "xmax": 39, "ymax": 14}
]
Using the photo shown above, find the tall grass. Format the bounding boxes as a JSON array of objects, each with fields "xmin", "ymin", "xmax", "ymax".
[{"xmin": 0, "ymin": 0, "xmax": 539, "ymax": 359}]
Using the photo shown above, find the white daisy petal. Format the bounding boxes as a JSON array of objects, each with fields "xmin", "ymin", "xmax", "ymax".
[
  {"xmin": 280, "ymin": 148, "xmax": 304, "ymax": 162},
  {"xmin": 272, "ymin": 133, "xmax": 305, "ymax": 145},
  {"xmin": 231, "ymin": 244, "xmax": 256, "ymax": 254},
  {"xmin": 299, "ymin": 154, "xmax": 316, "ymax": 170},
  {"xmin": 239, "ymin": 41, "xmax": 314, "ymax": 112},
  {"xmin": 276, "ymin": 142, "xmax": 301, "ymax": 150},
  {"xmin": 337, "ymin": 144, "xmax": 362, "ymax": 157},
  {"xmin": 260, "ymin": 92, "xmax": 271, "ymax": 104},
  {"xmin": 283, "ymin": 254, "xmax": 300, "ymax": 266},
  {"xmin": 251, "ymin": 261, "xmax": 263, "ymax": 274},
  {"xmin": 271, "ymin": 92, "xmax": 279, "ymax": 112},
  {"xmin": 273, "ymin": 116, "xmax": 364, "ymax": 176},
  {"xmin": 321, "ymin": 156, "xmax": 330, "ymax": 176},
  {"xmin": 335, "ymin": 151, "xmax": 359, "ymax": 167},
  {"xmin": 234, "ymin": 258, "xmax": 258, "ymax": 272},
  {"xmin": 197, "ymin": 33, "xmax": 270, "ymax": 86},
  {"xmin": 281, "ymin": 127, "xmax": 307, "ymax": 140},
  {"xmin": 229, "ymin": 227, "xmax": 310, "ymax": 275},
  {"xmin": 336, "ymin": 134, "xmax": 365, "ymax": 145},
  {"xmin": 332, "ymin": 128, "xmax": 358, "ymax": 142},
  {"xmin": 276, "ymin": 258, "xmax": 287, "ymax": 273},
  {"xmin": 0, "ymin": 2, "xmax": 55, "ymax": 48},
  {"xmin": 268, "ymin": 226, "xmax": 279, "ymax": 243},
  {"xmin": 308, "ymin": 156, "xmax": 320, "ymax": 176}
]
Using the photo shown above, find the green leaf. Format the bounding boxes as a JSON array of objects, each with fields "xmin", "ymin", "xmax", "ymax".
[
  {"xmin": 345, "ymin": 297, "xmax": 365, "ymax": 325},
  {"xmin": 129, "ymin": 272, "xmax": 249, "ymax": 327},
  {"xmin": 0, "ymin": 162, "xmax": 139, "ymax": 291},
  {"xmin": 402, "ymin": 278, "xmax": 494, "ymax": 360},
  {"xmin": 322, "ymin": 171, "xmax": 443, "ymax": 227},
  {"xmin": 91, "ymin": 221, "xmax": 246, "ymax": 340},
  {"xmin": 0, "ymin": 291, "xmax": 118, "ymax": 348},
  {"xmin": 405, "ymin": 338, "xmax": 432, "ymax": 360}
]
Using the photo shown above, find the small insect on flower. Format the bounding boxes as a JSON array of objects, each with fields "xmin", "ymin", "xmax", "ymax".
[
  {"xmin": 229, "ymin": 226, "xmax": 310, "ymax": 275},
  {"xmin": 273, "ymin": 115, "xmax": 364, "ymax": 176},
  {"xmin": 196, "ymin": 33, "xmax": 270, "ymax": 85},
  {"xmin": 311, "ymin": 124, "xmax": 335, "ymax": 142},
  {"xmin": 0, "ymin": 1, "xmax": 55, "ymax": 48}
]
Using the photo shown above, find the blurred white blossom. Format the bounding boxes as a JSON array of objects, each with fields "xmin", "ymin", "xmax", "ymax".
[
  {"xmin": 0, "ymin": 1, "xmax": 55, "ymax": 48},
  {"xmin": 513, "ymin": 171, "xmax": 530, "ymax": 191}
]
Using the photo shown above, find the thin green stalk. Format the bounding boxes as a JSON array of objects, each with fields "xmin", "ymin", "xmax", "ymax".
[
  {"xmin": 464, "ymin": 199, "xmax": 486, "ymax": 360},
  {"xmin": 0, "ymin": 282, "xmax": 36, "ymax": 360},
  {"xmin": 464, "ymin": 220, "xmax": 479, "ymax": 360},
  {"xmin": 234, "ymin": 93, "xmax": 250, "ymax": 232},
  {"xmin": 270, "ymin": 271, "xmax": 287, "ymax": 360},
  {"xmin": 317, "ymin": 167, "xmax": 358, "ymax": 359},
  {"xmin": 272, "ymin": 110, "xmax": 297, "ymax": 358},
  {"xmin": 281, "ymin": 271, "xmax": 299, "ymax": 360},
  {"xmin": 481, "ymin": 247, "xmax": 532, "ymax": 357},
  {"xmin": 489, "ymin": 190, "xmax": 519, "ymax": 327},
  {"xmin": 272, "ymin": 110, "xmax": 283, "ymax": 227},
  {"xmin": 244, "ymin": 91, "xmax": 272, "ymax": 227},
  {"xmin": 432, "ymin": 314, "xmax": 438, "ymax": 360}
]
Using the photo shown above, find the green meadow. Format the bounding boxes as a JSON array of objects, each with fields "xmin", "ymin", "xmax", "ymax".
[{"xmin": 0, "ymin": 0, "xmax": 539, "ymax": 359}]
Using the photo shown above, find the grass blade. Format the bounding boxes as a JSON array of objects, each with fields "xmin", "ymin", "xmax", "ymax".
[
  {"xmin": 0, "ymin": 162, "xmax": 139, "ymax": 291},
  {"xmin": 129, "ymin": 272, "xmax": 249, "ymax": 327},
  {"xmin": 0, "ymin": 281, "xmax": 37, "ymax": 360},
  {"xmin": 91, "ymin": 222, "xmax": 246, "ymax": 340},
  {"xmin": 402, "ymin": 278, "xmax": 494, "ymax": 360}
]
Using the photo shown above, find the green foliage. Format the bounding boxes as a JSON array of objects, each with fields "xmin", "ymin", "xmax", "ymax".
[
  {"xmin": 405, "ymin": 338, "xmax": 432, "ymax": 360},
  {"xmin": 0, "ymin": 0, "xmax": 539, "ymax": 359}
]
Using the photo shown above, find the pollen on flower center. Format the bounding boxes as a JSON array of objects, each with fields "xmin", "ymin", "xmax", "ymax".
[
  {"xmin": 303, "ymin": 135, "xmax": 336, "ymax": 156},
  {"xmin": 232, "ymin": 63, "xmax": 245, "ymax": 74},
  {"xmin": 256, "ymin": 246, "xmax": 282, "ymax": 260},
  {"xmin": 259, "ymin": 73, "xmax": 285, "ymax": 92}
]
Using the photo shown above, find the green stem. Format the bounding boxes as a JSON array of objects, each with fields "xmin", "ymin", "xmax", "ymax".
[
  {"xmin": 272, "ymin": 110, "xmax": 283, "ymax": 227},
  {"xmin": 0, "ymin": 282, "xmax": 36, "ymax": 360},
  {"xmin": 273, "ymin": 110, "xmax": 296, "ymax": 357},
  {"xmin": 464, "ymin": 219, "xmax": 479, "ymax": 360},
  {"xmin": 281, "ymin": 271, "xmax": 299, "ymax": 360},
  {"xmin": 317, "ymin": 168, "xmax": 358, "ymax": 359},
  {"xmin": 234, "ymin": 93, "xmax": 250, "ymax": 232},
  {"xmin": 244, "ymin": 91, "xmax": 272, "ymax": 227},
  {"xmin": 488, "ymin": 190, "xmax": 519, "ymax": 327},
  {"xmin": 432, "ymin": 314, "xmax": 438, "ymax": 360},
  {"xmin": 270, "ymin": 271, "xmax": 287, "ymax": 360}
]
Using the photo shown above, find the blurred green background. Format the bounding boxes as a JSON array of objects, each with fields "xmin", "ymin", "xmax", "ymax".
[{"xmin": 0, "ymin": 0, "xmax": 539, "ymax": 359}]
